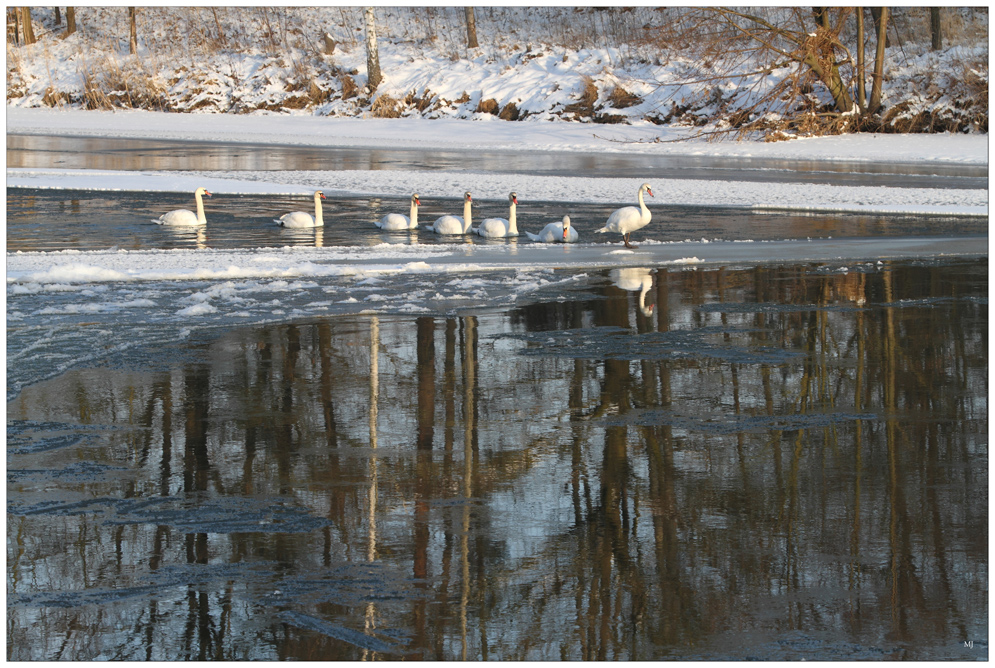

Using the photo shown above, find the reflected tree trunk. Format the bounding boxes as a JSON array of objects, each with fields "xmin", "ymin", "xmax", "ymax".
[
  {"xmin": 417, "ymin": 317, "xmax": 436, "ymax": 450},
  {"xmin": 363, "ymin": 317, "xmax": 380, "ymax": 659},
  {"xmin": 413, "ymin": 316, "xmax": 435, "ymax": 653}
]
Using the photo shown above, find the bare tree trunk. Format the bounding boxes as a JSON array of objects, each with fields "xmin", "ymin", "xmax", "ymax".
[
  {"xmin": 855, "ymin": 7, "xmax": 866, "ymax": 112},
  {"xmin": 20, "ymin": 7, "xmax": 35, "ymax": 45},
  {"xmin": 812, "ymin": 7, "xmax": 829, "ymax": 30},
  {"xmin": 54, "ymin": 6, "xmax": 61, "ymax": 26},
  {"xmin": 464, "ymin": 7, "xmax": 479, "ymax": 48},
  {"xmin": 802, "ymin": 47, "xmax": 854, "ymax": 112},
  {"xmin": 870, "ymin": 7, "xmax": 888, "ymax": 48},
  {"xmin": 868, "ymin": 6, "xmax": 888, "ymax": 114},
  {"xmin": 211, "ymin": 8, "xmax": 227, "ymax": 47},
  {"xmin": 930, "ymin": 7, "xmax": 942, "ymax": 51},
  {"xmin": 9, "ymin": 7, "xmax": 20, "ymax": 44},
  {"xmin": 364, "ymin": 7, "xmax": 382, "ymax": 92},
  {"xmin": 128, "ymin": 7, "xmax": 137, "ymax": 54},
  {"xmin": 65, "ymin": 7, "xmax": 76, "ymax": 37}
]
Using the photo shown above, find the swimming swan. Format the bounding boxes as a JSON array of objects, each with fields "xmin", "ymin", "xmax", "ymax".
[
  {"xmin": 377, "ymin": 193, "xmax": 420, "ymax": 230},
  {"xmin": 429, "ymin": 191, "xmax": 472, "ymax": 234},
  {"xmin": 153, "ymin": 187, "xmax": 211, "ymax": 226},
  {"xmin": 275, "ymin": 190, "xmax": 326, "ymax": 228},
  {"xmin": 474, "ymin": 192, "xmax": 519, "ymax": 238}
]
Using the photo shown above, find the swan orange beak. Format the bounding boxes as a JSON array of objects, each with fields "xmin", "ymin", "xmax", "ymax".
[
  {"xmin": 415, "ymin": 197, "xmax": 421, "ymax": 205},
  {"xmin": 204, "ymin": 190, "xmax": 212, "ymax": 197},
  {"xmin": 647, "ymin": 188, "xmax": 654, "ymax": 197},
  {"xmin": 319, "ymin": 193, "xmax": 326, "ymax": 199},
  {"xmin": 562, "ymin": 226, "xmax": 568, "ymax": 240}
]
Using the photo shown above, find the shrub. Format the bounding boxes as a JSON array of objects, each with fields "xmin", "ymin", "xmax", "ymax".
[
  {"xmin": 476, "ymin": 97, "xmax": 499, "ymax": 114},
  {"xmin": 607, "ymin": 85, "xmax": 641, "ymax": 108},
  {"xmin": 498, "ymin": 101, "xmax": 520, "ymax": 120},
  {"xmin": 371, "ymin": 93, "xmax": 401, "ymax": 118}
]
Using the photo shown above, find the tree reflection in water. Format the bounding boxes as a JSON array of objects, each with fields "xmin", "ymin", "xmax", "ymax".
[{"xmin": 6, "ymin": 259, "xmax": 987, "ymax": 661}]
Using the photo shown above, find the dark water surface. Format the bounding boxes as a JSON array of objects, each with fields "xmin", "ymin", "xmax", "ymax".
[
  {"xmin": 7, "ymin": 187, "xmax": 986, "ymax": 253},
  {"xmin": 8, "ymin": 133, "xmax": 988, "ymax": 189},
  {"xmin": 7, "ymin": 259, "xmax": 988, "ymax": 660}
]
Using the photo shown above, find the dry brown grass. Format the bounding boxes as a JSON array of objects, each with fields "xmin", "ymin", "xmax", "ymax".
[
  {"xmin": 498, "ymin": 101, "xmax": 520, "ymax": 120},
  {"xmin": 564, "ymin": 76, "xmax": 598, "ymax": 117},
  {"xmin": 371, "ymin": 93, "xmax": 401, "ymax": 118},
  {"xmin": 340, "ymin": 74, "xmax": 358, "ymax": 100},
  {"xmin": 607, "ymin": 85, "xmax": 641, "ymax": 109},
  {"xmin": 476, "ymin": 97, "xmax": 498, "ymax": 114},
  {"xmin": 404, "ymin": 88, "xmax": 435, "ymax": 112}
]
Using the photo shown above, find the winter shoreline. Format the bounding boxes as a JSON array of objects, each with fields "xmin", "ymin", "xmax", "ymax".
[{"xmin": 7, "ymin": 107, "xmax": 989, "ymax": 165}]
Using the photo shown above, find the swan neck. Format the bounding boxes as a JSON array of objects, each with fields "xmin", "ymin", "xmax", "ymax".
[
  {"xmin": 508, "ymin": 201, "xmax": 517, "ymax": 234},
  {"xmin": 463, "ymin": 199, "xmax": 472, "ymax": 232},
  {"xmin": 637, "ymin": 187, "xmax": 648, "ymax": 213},
  {"xmin": 195, "ymin": 192, "xmax": 206, "ymax": 223},
  {"xmin": 314, "ymin": 194, "xmax": 324, "ymax": 225},
  {"xmin": 410, "ymin": 200, "xmax": 418, "ymax": 226}
]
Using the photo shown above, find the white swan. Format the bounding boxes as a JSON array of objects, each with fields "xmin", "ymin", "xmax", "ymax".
[
  {"xmin": 275, "ymin": 190, "xmax": 325, "ymax": 228},
  {"xmin": 376, "ymin": 193, "xmax": 420, "ymax": 230},
  {"xmin": 473, "ymin": 192, "xmax": 519, "ymax": 238},
  {"xmin": 153, "ymin": 187, "xmax": 211, "ymax": 226},
  {"xmin": 611, "ymin": 267, "xmax": 655, "ymax": 316},
  {"xmin": 428, "ymin": 191, "xmax": 472, "ymax": 234},
  {"xmin": 595, "ymin": 182, "xmax": 654, "ymax": 248},
  {"xmin": 526, "ymin": 215, "xmax": 578, "ymax": 243}
]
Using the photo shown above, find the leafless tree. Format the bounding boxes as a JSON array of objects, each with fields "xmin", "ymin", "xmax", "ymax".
[
  {"xmin": 464, "ymin": 7, "xmax": 479, "ymax": 49},
  {"xmin": 855, "ymin": 7, "xmax": 866, "ymax": 112},
  {"xmin": 128, "ymin": 7, "xmax": 137, "ymax": 54},
  {"xmin": 930, "ymin": 8, "xmax": 942, "ymax": 51},
  {"xmin": 868, "ymin": 7, "xmax": 888, "ymax": 114},
  {"xmin": 710, "ymin": 7, "xmax": 854, "ymax": 113},
  {"xmin": 65, "ymin": 7, "xmax": 76, "ymax": 37},
  {"xmin": 20, "ymin": 7, "xmax": 35, "ymax": 45},
  {"xmin": 364, "ymin": 7, "xmax": 382, "ymax": 91}
]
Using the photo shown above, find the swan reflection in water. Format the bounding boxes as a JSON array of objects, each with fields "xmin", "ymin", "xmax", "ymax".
[
  {"xmin": 160, "ymin": 225, "xmax": 208, "ymax": 250},
  {"xmin": 610, "ymin": 267, "xmax": 654, "ymax": 316},
  {"xmin": 277, "ymin": 226, "xmax": 325, "ymax": 248}
]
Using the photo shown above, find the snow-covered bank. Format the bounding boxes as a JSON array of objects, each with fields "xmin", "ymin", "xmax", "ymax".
[
  {"xmin": 6, "ymin": 108, "xmax": 988, "ymax": 216},
  {"xmin": 7, "ymin": 167, "xmax": 988, "ymax": 217},
  {"xmin": 7, "ymin": 107, "xmax": 989, "ymax": 165}
]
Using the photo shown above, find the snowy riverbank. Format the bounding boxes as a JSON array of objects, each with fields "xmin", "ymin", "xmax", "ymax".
[{"xmin": 6, "ymin": 108, "xmax": 989, "ymax": 217}]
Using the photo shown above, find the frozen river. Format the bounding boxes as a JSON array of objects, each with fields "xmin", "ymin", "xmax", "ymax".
[
  {"xmin": 6, "ymin": 122, "xmax": 989, "ymax": 660},
  {"xmin": 8, "ymin": 133, "xmax": 989, "ymax": 189}
]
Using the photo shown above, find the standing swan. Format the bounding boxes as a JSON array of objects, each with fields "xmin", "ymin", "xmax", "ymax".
[
  {"xmin": 596, "ymin": 183, "xmax": 654, "ymax": 248},
  {"xmin": 474, "ymin": 192, "xmax": 519, "ymax": 238},
  {"xmin": 429, "ymin": 191, "xmax": 472, "ymax": 234},
  {"xmin": 376, "ymin": 193, "xmax": 420, "ymax": 230},
  {"xmin": 526, "ymin": 215, "xmax": 578, "ymax": 243},
  {"xmin": 275, "ymin": 191, "xmax": 326, "ymax": 228},
  {"xmin": 153, "ymin": 187, "xmax": 211, "ymax": 226}
]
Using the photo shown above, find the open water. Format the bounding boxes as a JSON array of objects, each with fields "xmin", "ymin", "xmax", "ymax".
[{"xmin": 6, "ymin": 135, "xmax": 988, "ymax": 660}]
